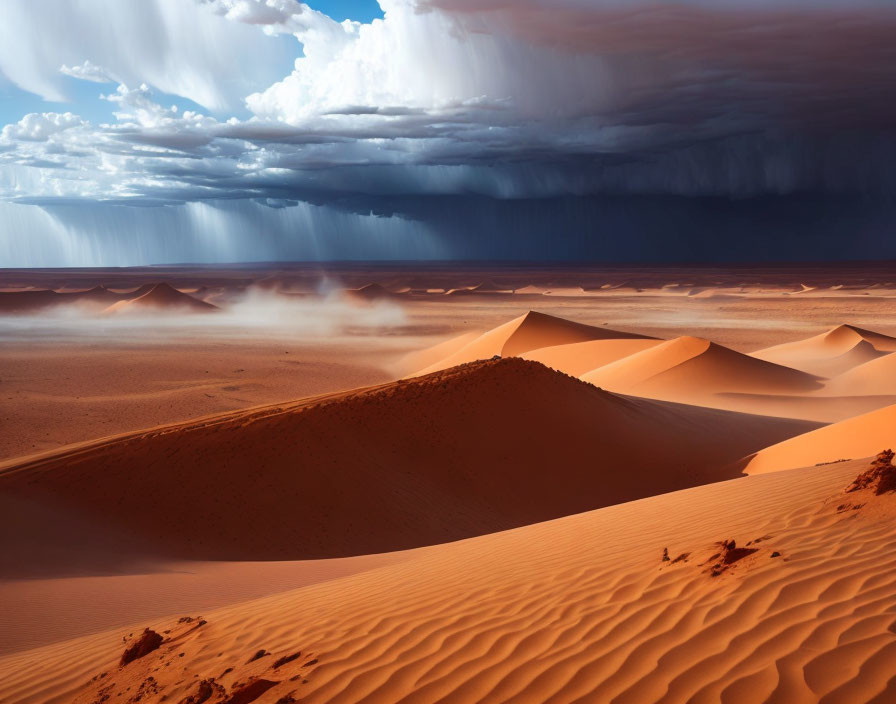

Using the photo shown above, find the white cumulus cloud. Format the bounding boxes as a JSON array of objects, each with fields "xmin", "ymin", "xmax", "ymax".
[{"xmin": 1, "ymin": 112, "xmax": 87, "ymax": 142}]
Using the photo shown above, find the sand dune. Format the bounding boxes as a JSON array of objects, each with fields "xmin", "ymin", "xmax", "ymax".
[
  {"xmin": 471, "ymin": 280, "xmax": 514, "ymax": 293},
  {"xmin": 542, "ymin": 286, "xmax": 587, "ymax": 296},
  {"xmin": 0, "ymin": 282, "xmax": 214, "ymax": 315},
  {"xmin": 443, "ymin": 281, "xmax": 517, "ymax": 295},
  {"xmin": 394, "ymin": 330, "xmax": 481, "ymax": 376},
  {"xmin": 582, "ymin": 336, "xmax": 822, "ymax": 406},
  {"xmin": 410, "ymin": 310, "xmax": 653, "ymax": 376},
  {"xmin": 4, "ymin": 457, "xmax": 895, "ymax": 704},
  {"xmin": 688, "ymin": 289, "xmax": 743, "ymax": 300},
  {"xmin": 0, "ymin": 285, "xmax": 120, "ymax": 314},
  {"xmin": 343, "ymin": 282, "xmax": 399, "ymax": 301},
  {"xmin": 745, "ymin": 402, "xmax": 896, "ymax": 474},
  {"xmin": 102, "ymin": 283, "xmax": 218, "ymax": 314},
  {"xmin": 824, "ymin": 351, "xmax": 896, "ymax": 396},
  {"xmin": 521, "ymin": 338, "xmax": 662, "ymax": 377},
  {"xmin": 0, "ymin": 553, "xmax": 409, "ymax": 655},
  {"xmin": 0, "ymin": 358, "xmax": 815, "ymax": 571},
  {"xmin": 752, "ymin": 324, "xmax": 896, "ymax": 376},
  {"xmin": 513, "ymin": 284, "xmax": 546, "ymax": 295},
  {"xmin": 67, "ymin": 285, "xmax": 123, "ymax": 306},
  {"xmin": 120, "ymin": 283, "xmax": 158, "ymax": 298},
  {"xmin": 711, "ymin": 391, "xmax": 896, "ymax": 424}
]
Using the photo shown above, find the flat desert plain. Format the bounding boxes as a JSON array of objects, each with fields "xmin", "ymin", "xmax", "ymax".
[{"xmin": 3, "ymin": 263, "xmax": 896, "ymax": 704}]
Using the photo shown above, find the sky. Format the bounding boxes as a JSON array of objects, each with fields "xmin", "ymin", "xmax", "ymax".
[{"xmin": 0, "ymin": 0, "xmax": 895, "ymax": 266}]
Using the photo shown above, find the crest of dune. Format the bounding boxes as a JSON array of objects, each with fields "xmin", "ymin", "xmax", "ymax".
[
  {"xmin": 751, "ymin": 324, "xmax": 896, "ymax": 377},
  {"xmin": 409, "ymin": 311, "xmax": 653, "ymax": 376}
]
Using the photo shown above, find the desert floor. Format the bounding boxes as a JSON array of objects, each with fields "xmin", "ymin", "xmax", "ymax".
[{"xmin": 2, "ymin": 263, "xmax": 896, "ymax": 703}]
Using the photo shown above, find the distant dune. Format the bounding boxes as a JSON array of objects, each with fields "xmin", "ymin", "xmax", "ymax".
[
  {"xmin": 0, "ymin": 286, "xmax": 126, "ymax": 314},
  {"xmin": 521, "ymin": 338, "xmax": 662, "ymax": 377},
  {"xmin": 470, "ymin": 280, "xmax": 514, "ymax": 293},
  {"xmin": 0, "ymin": 358, "xmax": 815, "ymax": 571},
  {"xmin": 0, "ymin": 282, "xmax": 215, "ymax": 315},
  {"xmin": 405, "ymin": 314, "xmax": 896, "ymax": 423},
  {"xmin": 342, "ymin": 282, "xmax": 400, "ymax": 301},
  {"xmin": 394, "ymin": 330, "xmax": 480, "ymax": 376},
  {"xmin": 102, "ymin": 283, "xmax": 218, "ymax": 314},
  {"xmin": 66, "ymin": 285, "xmax": 123, "ymax": 306},
  {"xmin": 824, "ymin": 351, "xmax": 896, "ymax": 396},
  {"xmin": 410, "ymin": 310, "xmax": 653, "ymax": 376},
  {"xmin": 582, "ymin": 335, "xmax": 822, "ymax": 403},
  {"xmin": 118, "ymin": 283, "xmax": 155, "ymax": 298},
  {"xmin": 745, "ymin": 402, "xmax": 896, "ymax": 474},
  {"xmin": 752, "ymin": 324, "xmax": 896, "ymax": 377}
]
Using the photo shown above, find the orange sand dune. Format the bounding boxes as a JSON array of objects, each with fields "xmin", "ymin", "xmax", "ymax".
[
  {"xmin": 4, "ymin": 458, "xmax": 895, "ymax": 704},
  {"xmin": 102, "ymin": 283, "xmax": 218, "ymax": 314},
  {"xmin": 0, "ymin": 359, "xmax": 814, "ymax": 571},
  {"xmin": 521, "ymin": 338, "xmax": 662, "ymax": 377},
  {"xmin": 752, "ymin": 324, "xmax": 896, "ymax": 376},
  {"xmin": 745, "ymin": 402, "xmax": 896, "ymax": 474},
  {"xmin": 711, "ymin": 391, "xmax": 896, "ymax": 424},
  {"xmin": 411, "ymin": 310, "xmax": 654, "ymax": 376},
  {"xmin": 582, "ymin": 336, "xmax": 822, "ymax": 406},
  {"xmin": 394, "ymin": 330, "xmax": 481, "ymax": 376},
  {"xmin": 0, "ymin": 554, "xmax": 409, "ymax": 656},
  {"xmin": 824, "ymin": 351, "xmax": 896, "ymax": 396}
]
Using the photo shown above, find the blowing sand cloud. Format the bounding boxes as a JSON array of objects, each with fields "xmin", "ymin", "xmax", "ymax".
[{"xmin": 0, "ymin": 287, "xmax": 407, "ymax": 342}]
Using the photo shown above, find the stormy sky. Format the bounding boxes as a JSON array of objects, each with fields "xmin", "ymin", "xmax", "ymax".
[{"xmin": 1, "ymin": 0, "xmax": 894, "ymax": 266}]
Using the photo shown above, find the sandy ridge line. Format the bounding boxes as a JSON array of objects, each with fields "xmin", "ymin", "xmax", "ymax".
[
  {"xmin": 0, "ymin": 359, "xmax": 566, "ymax": 477},
  {"xmin": 0, "ymin": 379, "xmax": 399, "ymax": 477}
]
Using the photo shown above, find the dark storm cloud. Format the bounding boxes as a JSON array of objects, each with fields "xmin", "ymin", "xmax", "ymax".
[{"xmin": 2, "ymin": 0, "xmax": 896, "ymax": 265}]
